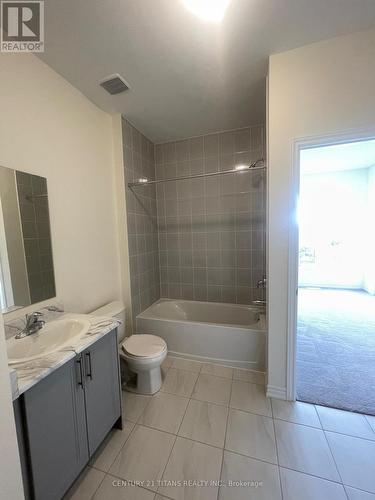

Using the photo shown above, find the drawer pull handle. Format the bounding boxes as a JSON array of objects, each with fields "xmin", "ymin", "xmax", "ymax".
[
  {"xmin": 85, "ymin": 352, "xmax": 93, "ymax": 380},
  {"xmin": 76, "ymin": 358, "xmax": 84, "ymax": 387}
]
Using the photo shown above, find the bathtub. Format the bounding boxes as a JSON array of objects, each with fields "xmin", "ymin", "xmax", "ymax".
[{"xmin": 136, "ymin": 299, "xmax": 266, "ymax": 371}]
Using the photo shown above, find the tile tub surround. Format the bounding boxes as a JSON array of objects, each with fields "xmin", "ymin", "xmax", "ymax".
[
  {"xmin": 67, "ymin": 356, "xmax": 375, "ymax": 500},
  {"xmin": 122, "ymin": 121, "xmax": 266, "ymax": 319},
  {"xmin": 122, "ymin": 118, "xmax": 160, "ymax": 317},
  {"xmin": 5, "ymin": 310, "xmax": 120, "ymax": 396},
  {"xmin": 155, "ymin": 125, "xmax": 266, "ymax": 304}
]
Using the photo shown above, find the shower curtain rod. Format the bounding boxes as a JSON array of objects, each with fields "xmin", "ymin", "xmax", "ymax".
[{"xmin": 128, "ymin": 159, "xmax": 265, "ymax": 188}]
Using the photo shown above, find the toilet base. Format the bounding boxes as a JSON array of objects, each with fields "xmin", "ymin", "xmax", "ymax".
[
  {"xmin": 120, "ymin": 346, "xmax": 167, "ymax": 395},
  {"xmin": 123, "ymin": 366, "xmax": 162, "ymax": 395}
]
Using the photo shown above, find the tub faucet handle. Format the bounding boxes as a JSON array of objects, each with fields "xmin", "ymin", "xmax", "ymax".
[{"xmin": 256, "ymin": 276, "xmax": 267, "ymax": 289}]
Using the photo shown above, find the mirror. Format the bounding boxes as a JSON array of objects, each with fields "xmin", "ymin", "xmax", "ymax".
[{"xmin": 0, "ymin": 166, "xmax": 56, "ymax": 312}]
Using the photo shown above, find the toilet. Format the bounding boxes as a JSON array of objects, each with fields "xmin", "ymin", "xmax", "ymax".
[
  {"xmin": 90, "ymin": 301, "xmax": 167, "ymax": 395},
  {"xmin": 121, "ymin": 334, "xmax": 167, "ymax": 394}
]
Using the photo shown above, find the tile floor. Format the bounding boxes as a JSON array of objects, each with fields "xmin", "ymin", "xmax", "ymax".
[{"xmin": 64, "ymin": 356, "xmax": 375, "ymax": 500}]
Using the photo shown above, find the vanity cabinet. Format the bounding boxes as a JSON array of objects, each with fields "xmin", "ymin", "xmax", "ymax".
[
  {"xmin": 16, "ymin": 329, "xmax": 121, "ymax": 500},
  {"xmin": 83, "ymin": 331, "xmax": 122, "ymax": 455},
  {"xmin": 23, "ymin": 357, "xmax": 89, "ymax": 500}
]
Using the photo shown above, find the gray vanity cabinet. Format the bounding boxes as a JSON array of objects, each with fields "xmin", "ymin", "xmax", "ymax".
[
  {"xmin": 83, "ymin": 330, "xmax": 121, "ymax": 455},
  {"xmin": 19, "ymin": 329, "xmax": 121, "ymax": 500},
  {"xmin": 23, "ymin": 357, "xmax": 89, "ymax": 500}
]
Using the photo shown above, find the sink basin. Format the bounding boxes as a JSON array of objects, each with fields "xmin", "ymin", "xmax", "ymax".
[{"xmin": 7, "ymin": 318, "xmax": 91, "ymax": 364}]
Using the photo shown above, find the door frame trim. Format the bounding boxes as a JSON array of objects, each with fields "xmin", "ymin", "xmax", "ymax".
[{"xmin": 286, "ymin": 127, "xmax": 375, "ymax": 401}]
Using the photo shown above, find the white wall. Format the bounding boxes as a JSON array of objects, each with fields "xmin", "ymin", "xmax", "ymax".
[
  {"xmin": 267, "ymin": 28, "xmax": 375, "ymax": 396},
  {"xmin": 0, "ymin": 314, "xmax": 24, "ymax": 499},
  {"xmin": 299, "ymin": 167, "xmax": 368, "ymax": 289},
  {"xmin": 365, "ymin": 165, "xmax": 375, "ymax": 295},
  {"xmin": 0, "ymin": 53, "xmax": 121, "ymax": 314}
]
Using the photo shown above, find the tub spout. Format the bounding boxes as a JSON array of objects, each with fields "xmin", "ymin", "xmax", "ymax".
[{"xmin": 252, "ymin": 300, "xmax": 266, "ymax": 307}]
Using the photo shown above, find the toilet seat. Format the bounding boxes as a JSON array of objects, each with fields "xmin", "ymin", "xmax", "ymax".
[{"xmin": 122, "ymin": 334, "xmax": 167, "ymax": 359}]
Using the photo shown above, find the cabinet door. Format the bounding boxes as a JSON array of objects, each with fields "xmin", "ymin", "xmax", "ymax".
[
  {"xmin": 23, "ymin": 357, "xmax": 89, "ymax": 500},
  {"xmin": 13, "ymin": 399, "xmax": 31, "ymax": 500},
  {"xmin": 83, "ymin": 329, "xmax": 121, "ymax": 455}
]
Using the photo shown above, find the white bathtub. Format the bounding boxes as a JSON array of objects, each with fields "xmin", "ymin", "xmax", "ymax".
[{"xmin": 136, "ymin": 299, "xmax": 267, "ymax": 371}]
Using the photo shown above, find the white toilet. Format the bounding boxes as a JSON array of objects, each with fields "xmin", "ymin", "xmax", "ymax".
[
  {"xmin": 91, "ymin": 301, "xmax": 167, "ymax": 395},
  {"xmin": 121, "ymin": 334, "xmax": 167, "ymax": 394}
]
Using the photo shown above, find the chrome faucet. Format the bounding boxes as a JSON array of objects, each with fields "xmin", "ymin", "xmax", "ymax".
[
  {"xmin": 15, "ymin": 312, "xmax": 45, "ymax": 339},
  {"xmin": 256, "ymin": 276, "xmax": 267, "ymax": 289}
]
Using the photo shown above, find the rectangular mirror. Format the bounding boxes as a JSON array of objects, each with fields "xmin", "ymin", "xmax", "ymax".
[{"xmin": 0, "ymin": 166, "xmax": 56, "ymax": 312}]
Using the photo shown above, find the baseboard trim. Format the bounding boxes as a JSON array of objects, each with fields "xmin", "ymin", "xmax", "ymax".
[{"xmin": 266, "ymin": 384, "xmax": 287, "ymax": 400}]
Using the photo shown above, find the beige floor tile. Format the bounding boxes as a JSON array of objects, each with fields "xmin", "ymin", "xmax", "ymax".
[
  {"xmin": 275, "ymin": 420, "xmax": 340, "ymax": 482},
  {"xmin": 345, "ymin": 486, "xmax": 375, "ymax": 500},
  {"xmin": 158, "ymin": 437, "xmax": 223, "ymax": 500},
  {"xmin": 161, "ymin": 357, "xmax": 172, "ymax": 379},
  {"xmin": 225, "ymin": 409, "xmax": 277, "ymax": 464},
  {"xmin": 271, "ymin": 399, "xmax": 321, "ymax": 428},
  {"xmin": 122, "ymin": 391, "xmax": 152, "ymax": 422},
  {"xmin": 162, "ymin": 356, "xmax": 174, "ymax": 369},
  {"xmin": 161, "ymin": 366, "xmax": 169, "ymax": 379},
  {"xmin": 90, "ymin": 421, "xmax": 135, "ymax": 472},
  {"xmin": 171, "ymin": 357, "xmax": 202, "ymax": 372},
  {"xmin": 230, "ymin": 380, "xmax": 271, "ymax": 416},
  {"xmin": 201, "ymin": 363, "xmax": 233, "ymax": 379},
  {"xmin": 326, "ymin": 432, "xmax": 375, "ymax": 493},
  {"xmin": 316, "ymin": 406, "xmax": 375, "ymax": 440},
  {"xmin": 161, "ymin": 368, "xmax": 198, "ymax": 397},
  {"xmin": 219, "ymin": 451, "xmax": 282, "ymax": 500},
  {"xmin": 280, "ymin": 467, "xmax": 347, "ymax": 500},
  {"xmin": 64, "ymin": 467, "xmax": 105, "ymax": 500},
  {"xmin": 233, "ymin": 368, "xmax": 265, "ymax": 385},
  {"xmin": 109, "ymin": 425, "xmax": 175, "ymax": 491},
  {"xmin": 191, "ymin": 373, "xmax": 231, "ymax": 405},
  {"xmin": 139, "ymin": 392, "xmax": 189, "ymax": 434},
  {"xmin": 178, "ymin": 399, "xmax": 228, "ymax": 448},
  {"xmin": 93, "ymin": 475, "xmax": 155, "ymax": 499}
]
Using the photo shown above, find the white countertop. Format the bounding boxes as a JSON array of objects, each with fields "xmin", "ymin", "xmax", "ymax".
[{"xmin": 8, "ymin": 313, "xmax": 120, "ymax": 398}]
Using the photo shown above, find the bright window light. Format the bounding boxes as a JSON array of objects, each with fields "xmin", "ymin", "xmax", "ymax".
[{"xmin": 181, "ymin": 0, "xmax": 231, "ymax": 22}]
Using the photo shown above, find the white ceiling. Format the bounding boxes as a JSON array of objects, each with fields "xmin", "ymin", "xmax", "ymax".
[
  {"xmin": 40, "ymin": 0, "xmax": 375, "ymax": 142},
  {"xmin": 301, "ymin": 140, "xmax": 375, "ymax": 174}
]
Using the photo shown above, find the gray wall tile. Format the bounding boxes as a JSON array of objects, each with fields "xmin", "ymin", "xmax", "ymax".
[
  {"xmin": 122, "ymin": 118, "xmax": 160, "ymax": 319},
  {"xmin": 155, "ymin": 125, "xmax": 265, "ymax": 304},
  {"xmin": 126, "ymin": 122, "xmax": 265, "ymax": 309}
]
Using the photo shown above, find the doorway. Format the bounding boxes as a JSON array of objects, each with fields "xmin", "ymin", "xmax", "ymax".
[{"xmin": 293, "ymin": 138, "xmax": 375, "ymax": 415}]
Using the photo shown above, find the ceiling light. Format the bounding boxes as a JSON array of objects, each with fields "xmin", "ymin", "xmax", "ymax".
[{"xmin": 181, "ymin": 0, "xmax": 231, "ymax": 23}]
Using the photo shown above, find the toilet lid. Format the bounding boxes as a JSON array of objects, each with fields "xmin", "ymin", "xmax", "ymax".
[{"xmin": 122, "ymin": 334, "xmax": 167, "ymax": 358}]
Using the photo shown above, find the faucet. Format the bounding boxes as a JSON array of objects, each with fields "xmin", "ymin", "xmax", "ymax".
[
  {"xmin": 15, "ymin": 312, "xmax": 45, "ymax": 339},
  {"xmin": 253, "ymin": 276, "xmax": 267, "ymax": 309},
  {"xmin": 256, "ymin": 276, "xmax": 267, "ymax": 289}
]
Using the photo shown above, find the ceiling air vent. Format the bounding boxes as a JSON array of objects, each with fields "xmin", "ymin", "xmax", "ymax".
[{"xmin": 99, "ymin": 74, "xmax": 129, "ymax": 95}]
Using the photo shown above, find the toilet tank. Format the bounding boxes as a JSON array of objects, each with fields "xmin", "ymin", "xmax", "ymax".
[{"xmin": 90, "ymin": 301, "xmax": 126, "ymax": 343}]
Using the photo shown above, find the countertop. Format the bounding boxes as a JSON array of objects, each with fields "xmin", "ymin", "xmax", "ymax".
[{"xmin": 7, "ymin": 312, "xmax": 120, "ymax": 399}]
